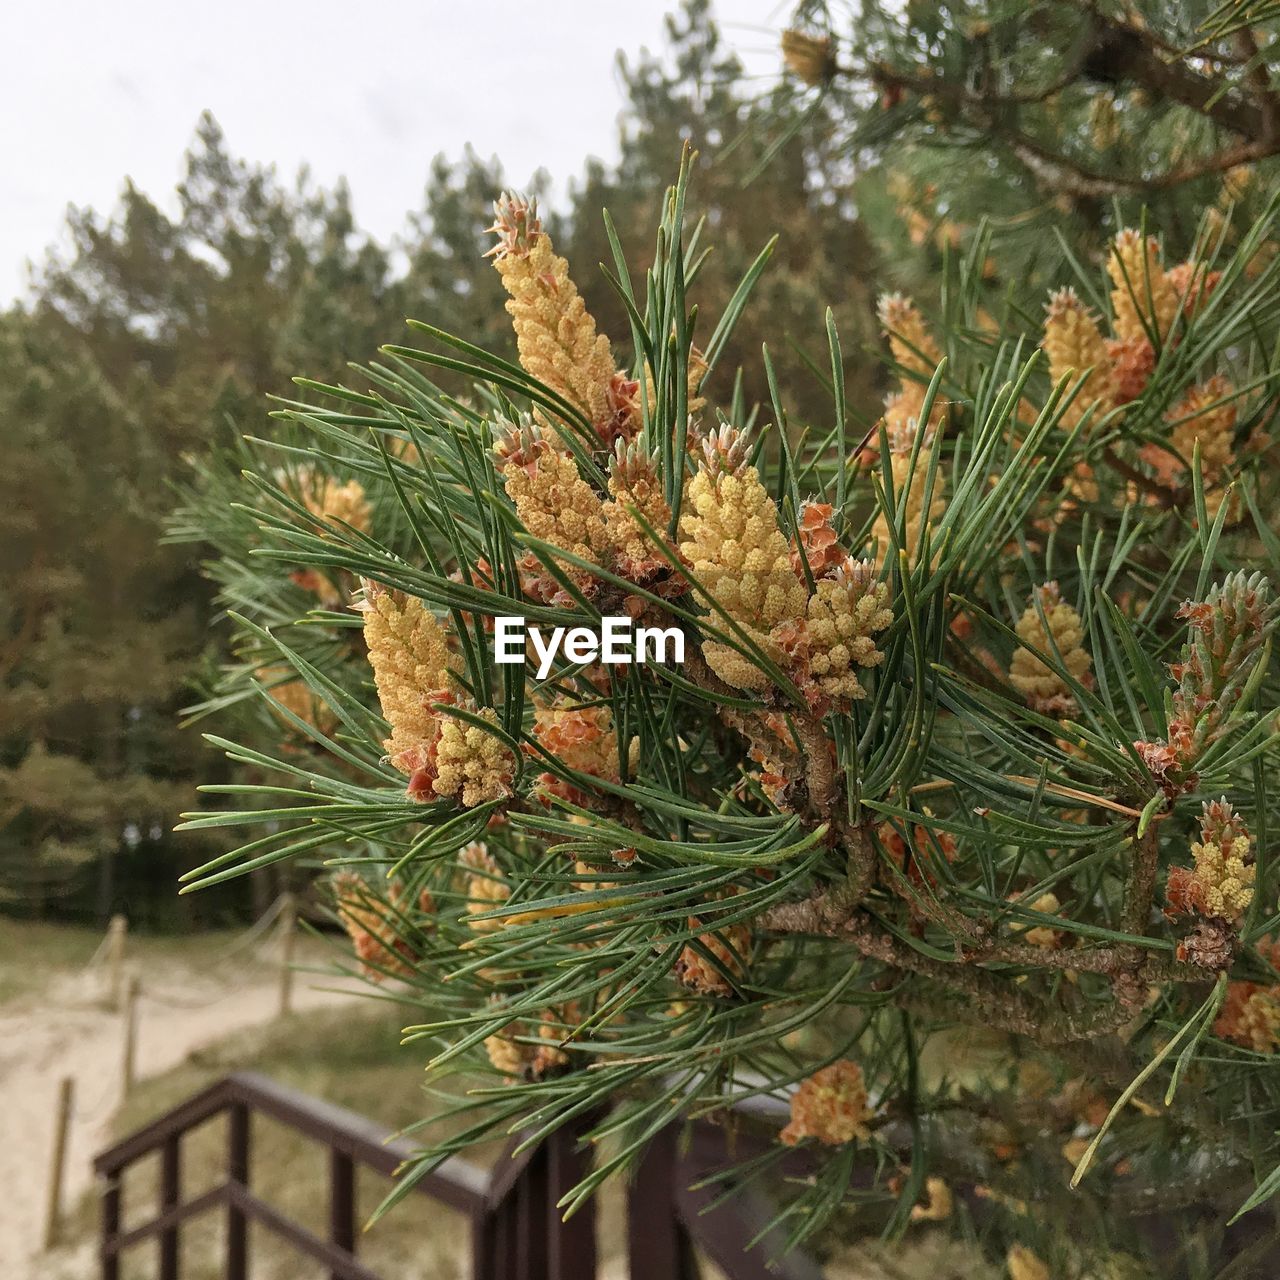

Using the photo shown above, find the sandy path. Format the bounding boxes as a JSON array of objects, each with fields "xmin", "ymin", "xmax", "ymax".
[{"xmin": 0, "ymin": 959, "xmax": 359, "ymax": 1278}]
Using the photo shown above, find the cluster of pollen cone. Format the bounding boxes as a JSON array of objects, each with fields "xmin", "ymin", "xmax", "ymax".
[
  {"xmin": 316, "ymin": 196, "xmax": 1280, "ymax": 1108},
  {"xmin": 350, "ymin": 190, "xmax": 904, "ymax": 839}
]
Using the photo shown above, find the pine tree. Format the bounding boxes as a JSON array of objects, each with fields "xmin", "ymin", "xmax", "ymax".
[
  {"xmin": 1, "ymin": 114, "xmax": 411, "ymax": 922},
  {"xmin": 181, "ymin": 144, "xmax": 1280, "ymax": 1272},
  {"xmin": 776, "ymin": 2, "xmax": 1280, "ymax": 296},
  {"xmin": 569, "ymin": 0, "xmax": 881, "ymax": 427}
]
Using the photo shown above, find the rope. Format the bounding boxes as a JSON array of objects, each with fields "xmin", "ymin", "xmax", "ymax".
[
  {"xmin": 199, "ymin": 894, "xmax": 290, "ymax": 964},
  {"xmin": 76, "ymin": 930, "xmax": 112, "ymax": 976},
  {"xmin": 71, "ymin": 1072, "xmax": 121, "ymax": 1126},
  {"xmin": 138, "ymin": 982, "xmax": 250, "ymax": 1012}
]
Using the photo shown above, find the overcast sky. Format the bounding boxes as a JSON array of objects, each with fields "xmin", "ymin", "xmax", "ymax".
[{"xmin": 2, "ymin": 1, "xmax": 785, "ymax": 303}]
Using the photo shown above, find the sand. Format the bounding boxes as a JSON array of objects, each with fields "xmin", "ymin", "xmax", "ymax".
[{"xmin": 0, "ymin": 954, "xmax": 359, "ymax": 1279}]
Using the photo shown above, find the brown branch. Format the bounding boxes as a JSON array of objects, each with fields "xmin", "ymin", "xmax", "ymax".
[
  {"xmin": 792, "ymin": 714, "xmax": 837, "ymax": 819},
  {"xmin": 1101, "ymin": 446, "xmax": 1179, "ymax": 508},
  {"xmin": 873, "ymin": 9, "xmax": 1271, "ymax": 139},
  {"xmin": 1122, "ymin": 825, "xmax": 1162, "ymax": 941},
  {"xmin": 864, "ymin": 10, "xmax": 1280, "ymax": 199},
  {"xmin": 1236, "ymin": 27, "xmax": 1280, "ymax": 137},
  {"xmin": 1005, "ymin": 129, "xmax": 1279, "ymax": 199},
  {"xmin": 760, "ymin": 893, "xmax": 1146, "ymax": 1045},
  {"xmin": 759, "ymin": 820, "xmax": 877, "ymax": 934},
  {"xmin": 1085, "ymin": 11, "xmax": 1269, "ymax": 139}
]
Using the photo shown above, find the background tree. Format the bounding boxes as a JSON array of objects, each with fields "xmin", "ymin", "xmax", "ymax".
[
  {"xmin": 570, "ymin": 0, "xmax": 880, "ymax": 426},
  {"xmin": 1, "ymin": 115, "xmax": 412, "ymax": 923},
  {"xmin": 775, "ymin": 1, "xmax": 1280, "ymax": 294}
]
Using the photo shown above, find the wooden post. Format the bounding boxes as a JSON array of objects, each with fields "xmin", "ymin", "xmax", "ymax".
[
  {"xmin": 42, "ymin": 1077, "xmax": 74, "ymax": 1249},
  {"xmin": 159, "ymin": 1134, "xmax": 181, "ymax": 1280},
  {"xmin": 101, "ymin": 1172, "xmax": 122, "ymax": 1280},
  {"xmin": 329, "ymin": 1147, "xmax": 356, "ymax": 1276},
  {"xmin": 227, "ymin": 1102, "xmax": 250, "ymax": 1280},
  {"xmin": 107, "ymin": 913, "xmax": 127, "ymax": 1010},
  {"xmin": 121, "ymin": 975, "xmax": 140, "ymax": 1101},
  {"xmin": 278, "ymin": 893, "xmax": 296, "ymax": 1017},
  {"xmin": 546, "ymin": 1124, "xmax": 595, "ymax": 1280}
]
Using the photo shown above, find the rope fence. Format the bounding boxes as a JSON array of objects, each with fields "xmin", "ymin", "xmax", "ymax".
[{"xmin": 38, "ymin": 896, "xmax": 305, "ymax": 1250}]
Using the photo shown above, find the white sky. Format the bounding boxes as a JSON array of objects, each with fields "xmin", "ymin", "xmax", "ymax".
[{"xmin": 1, "ymin": 0, "xmax": 786, "ymax": 303}]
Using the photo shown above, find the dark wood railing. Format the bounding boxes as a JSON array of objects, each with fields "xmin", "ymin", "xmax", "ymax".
[{"xmin": 95, "ymin": 1071, "xmax": 818, "ymax": 1280}]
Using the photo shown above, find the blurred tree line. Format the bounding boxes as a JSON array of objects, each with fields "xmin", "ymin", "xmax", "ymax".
[{"xmin": 0, "ymin": 0, "xmax": 875, "ymax": 927}]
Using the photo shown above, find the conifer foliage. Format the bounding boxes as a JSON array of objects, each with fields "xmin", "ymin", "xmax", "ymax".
[{"xmin": 181, "ymin": 148, "xmax": 1280, "ymax": 1272}]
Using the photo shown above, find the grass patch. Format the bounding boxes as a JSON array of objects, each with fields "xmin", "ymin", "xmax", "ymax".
[{"xmin": 0, "ymin": 920, "xmax": 104, "ymax": 1003}]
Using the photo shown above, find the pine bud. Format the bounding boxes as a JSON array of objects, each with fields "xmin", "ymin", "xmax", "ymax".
[
  {"xmin": 459, "ymin": 843, "xmax": 510, "ymax": 933},
  {"xmin": 496, "ymin": 416, "xmax": 610, "ymax": 601},
  {"xmin": 805, "ymin": 558, "xmax": 893, "ymax": 706},
  {"xmin": 791, "ymin": 500, "xmax": 846, "ymax": 579},
  {"xmin": 780, "ymin": 1060, "xmax": 873, "ymax": 1146},
  {"xmin": 1167, "ymin": 799, "xmax": 1254, "ymax": 921},
  {"xmin": 297, "ymin": 468, "xmax": 373, "ymax": 535},
  {"xmin": 643, "ymin": 344, "xmax": 709, "ymax": 421},
  {"xmin": 484, "ymin": 1028, "xmax": 530, "ymax": 1078},
  {"xmin": 1010, "ymin": 891, "xmax": 1062, "ymax": 949},
  {"xmin": 674, "ymin": 906, "xmax": 750, "ymax": 997},
  {"xmin": 262, "ymin": 669, "xmax": 337, "ymax": 740},
  {"xmin": 908, "ymin": 1176, "xmax": 953, "ymax": 1222},
  {"xmin": 871, "ymin": 421, "xmax": 946, "ymax": 564},
  {"xmin": 1109, "ymin": 228, "xmax": 1178, "ymax": 344},
  {"xmin": 1167, "ymin": 375, "xmax": 1237, "ymax": 485},
  {"xmin": 603, "ymin": 440, "xmax": 673, "ymax": 583},
  {"xmin": 1105, "ymin": 333, "xmax": 1155, "ymax": 403},
  {"xmin": 780, "ymin": 29, "xmax": 837, "ymax": 86},
  {"xmin": 533, "ymin": 701, "xmax": 622, "ymax": 805},
  {"xmin": 877, "ymin": 293, "xmax": 942, "ymax": 379},
  {"xmin": 289, "ymin": 469, "xmax": 374, "ymax": 603},
  {"xmin": 1166, "ymin": 260, "xmax": 1221, "ymax": 318},
  {"xmin": 331, "ymin": 872, "xmax": 418, "ymax": 980},
  {"xmin": 1006, "ymin": 1245, "xmax": 1052, "ymax": 1280},
  {"xmin": 1216, "ymin": 945, "xmax": 1280, "ymax": 1053},
  {"xmin": 1009, "ymin": 583, "xmax": 1093, "ymax": 716},
  {"xmin": 413, "ymin": 696, "xmax": 515, "ymax": 808},
  {"xmin": 484, "ymin": 1004, "xmax": 578, "ymax": 1081},
  {"xmin": 1042, "ymin": 288, "xmax": 1115, "ymax": 430},
  {"xmin": 678, "ymin": 426, "xmax": 807, "ymax": 690},
  {"xmin": 487, "ymin": 193, "xmax": 635, "ymax": 443},
  {"xmin": 358, "ymin": 581, "xmax": 453, "ymax": 774},
  {"xmin": 1220, "ymin": 163, "xmax": 1255, "ymax": 205}
]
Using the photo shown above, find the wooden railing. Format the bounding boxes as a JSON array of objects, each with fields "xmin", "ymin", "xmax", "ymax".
[
  {"xmin": 94, "ymin": 1071, "xmax": 818, "ymax": 1279},
  {"xmin": 95, "ymin": 1068, "xmax": 1280, "ymax": 1279},
  {"xmin": 94, "ymin": 1071, "xmax": 589, "ymax": 1280}
]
